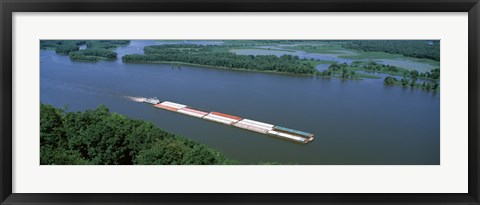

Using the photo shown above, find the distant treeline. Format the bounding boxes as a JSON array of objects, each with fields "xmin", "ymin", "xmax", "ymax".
[
  {"xmin": 378, "ymin": 64, "xmax": 440, "ymax": 90},
  {"xmin": 40, "ymin": 40, "xmax": 130, "ymax": 62},
  {"xmin": 40, "ymin": 40, "xmax": 86, "ymax": 54},
  {"xmin": 122, "ymin": 45, "xmax": 317, "ymax": 75},
  {"xmin": 86, "ymin": 40, "xmax": 130, "ymax": 49},
  {"xmin": 317, "ymin": 61, "xmax": 440, "ymax": 91},
  {"xmin": 223, "ymin": 40, "xmax": 440, "ymax": 61},
  {"xmin": 343, "ymin": 40, "xmax": 440, "ymax": 61},
  {"xmin": 320, "ymin": 61, "xmax": 413, "ymax": 79},
  {"xmin": 384, "ymin": 76, "xmax": 439, "ymax": 90},
  {"xmin": 69, "ymin": 48, "xmax": 118, "ymax": 62},
  {"xmin": 40, "ymin": 104, "xmax": 236, "ymax": 165},
  {"xmin": 223, "ymin": 40, "xmax": 315, "ymax": 46}
]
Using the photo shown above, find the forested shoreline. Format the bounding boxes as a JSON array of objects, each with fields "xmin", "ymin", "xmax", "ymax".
[
  {"xmin": 69, "ymin": 48, "xmax": 118, "ymax": 62},
  {"xmin": 40, "ymin": 104, "xmax": 237, "ymax": 165},
  {"xmin": 343, "ymin": 40, "xmax": 440, "ymax": 61},
  {"xmin": 122, "ymin": 44, "xmax": 318, "ymax": 75},
  {"xmin": 40, "ymin": 40, "xmax": 129, "ymax": 62}
]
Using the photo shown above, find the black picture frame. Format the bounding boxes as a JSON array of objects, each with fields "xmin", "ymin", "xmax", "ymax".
[{"xmin": 1, "ymin": 0, "xmax": 479, "ymax": 204}]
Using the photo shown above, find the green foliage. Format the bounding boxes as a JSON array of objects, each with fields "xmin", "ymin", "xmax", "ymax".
[
  {"xmin": 321, "ymin": 61, "xmax": 440, "ymax": 91},
  {"xmin": 122, "ymin": 44, "xmax": 317, "ymax": 75},
  {"xmin": 384, "ymin": 76, "xmax": 439, "ymax": 91},
  {"xmin": 322, "ymin": 63, "xmax": 360, "ymax": 79},
  {"xmin": 426, "ymin": 68, "xmax": 440, "ymax": 80},
  {"xmin": 354, "ymin": 61, "xmax": 408, "ymax": 75},
  {"xmin": 257, "ymin": 161, "xmax": 284, "ymax": 165},
  {"xmin": 69, "ymin": 48, "xmax": 118, "ymax": 62},
  {"xmin": 133, "ymin": 138, "xmax": 236, "ymax": 165},
  {"xmin": 40, "ymin": 104, "xmax": 237, "ymax": 165},
  {"xmin": 224, "ymin": 40, "xmax": 440, "ymax": 61},
  {"xmin": 40, "ymin": 146, "xmax": 91, "ymax": 165},
  {"xmin": 86, "ymin": 40, "xmax": 130, "ymax": 49},
  {"xmin": 55, "ymin": 44, "xmax": 80, "ymax": 55},
  {"xmin": 40, "ymin": 104, "xmax": 65, "ymax": 147},
  {"xmin": 410, "ymin": 78, "xmax": 417, "ymax": 87},
  {"xmin": 40, "ymin": 40, "xmax": 129, "ymax": 62},
  {"xmin": 291, "ymin": 44, "xmax": 346, "ymax": 54},
  {"xmin": 182, "ymin": 144, "xmax": 236, "ymax": 165},
  {"xmin": 40, "ymin": 40, "xmax": 85, "ymax": 55},
  {"xmin": 410, "ymin": 70, "xmax": 419, "ymax": 79},
  {"xmin": 384, "ymin": 76, "xmax": 398, "ymax": 85},
  {"xmin": 343, "ymin": 40, "xmax": 440, "ymax": 61},
  {"xmin": 401, "ymin": 78, "xmax": 409, "ymax": 87},
  {"xmin": 223, "ymin": 40, "xmax": 313, "ymax": 46}
]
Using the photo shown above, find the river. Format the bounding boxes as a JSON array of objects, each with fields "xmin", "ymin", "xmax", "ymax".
[{"xmin": 40, "ymin": 40, "xmax": 440, "ymax": 165}]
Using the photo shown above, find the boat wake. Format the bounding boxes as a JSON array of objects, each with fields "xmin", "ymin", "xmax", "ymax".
[{"xmin": 125, "ymin": 96, "xmax": 160, "ymax": 104}]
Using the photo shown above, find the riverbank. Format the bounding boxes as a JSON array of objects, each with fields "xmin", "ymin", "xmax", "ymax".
[
  {"xmin": 123, "ymin": 60, "xmax": 323, "ymax": 77},
  {"xmin": 122, "ymin": 60, "xmax": 407, "ymax": 81}
]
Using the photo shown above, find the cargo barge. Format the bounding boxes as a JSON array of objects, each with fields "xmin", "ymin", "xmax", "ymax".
[{"xmin": 128, "ymin": 97, "xmax": 314, "ymax": 144}]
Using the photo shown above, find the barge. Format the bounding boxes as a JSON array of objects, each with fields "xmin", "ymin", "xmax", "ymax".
[{"xmin": 128, "ymin": 96, "xmax": 314, "ymax": 144}]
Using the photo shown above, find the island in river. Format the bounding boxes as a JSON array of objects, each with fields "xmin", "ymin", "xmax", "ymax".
[{"xmin": 40, "ymin": 40, "xmax": 440, "ymax": 165}]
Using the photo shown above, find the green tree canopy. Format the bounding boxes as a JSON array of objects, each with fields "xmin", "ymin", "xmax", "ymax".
[{"xmin": 40, "ymin": 104, "xmax": 238, "ymax": 165}]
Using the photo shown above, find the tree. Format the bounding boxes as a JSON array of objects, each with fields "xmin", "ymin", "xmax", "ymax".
[
  {"xmin": 69, "ymin": 48, "xmax": 118, "ymax": 62},
  {"xmin": 40, "ymin": 104, "xmax": 65, "ymax": 147},
  {"xmin": 122, "ymin": 44, "xmax": 317, "ymax": 75},
  {"xmin": 349, "ymin": 70, "xmax": 356, "ymax": 78},
  {"xmin": 55, "ymin": 44, "xmax": 79, "ymax": 55},
  {"xmin": 410, "ymin": 70, "xmax": 419, "ymax": 79},
  {"xmin": 343, "ymin": 40, "xmax": 440, "ymax": 61},
  {"xmin": 341, "ymin": 68, "xmax": 348, "ymax": 78},
  {"xmin": 401, "ymin": 78, "xmax": 409, "ymax": 87},
  {"xmin": 40, "ymin": 104, "xmax": 237, "ymax": 165},
  {"xmin": 384, "ymin": 76, "xmax": 398, "ymax": 85},
  {"xmin": 410, "ymin": 78, "xmax": 417, "ymax": 87},
  {"xmin": 183, "ymin": 145, "xmax": 223, "ymax": 165}
]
